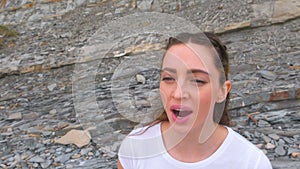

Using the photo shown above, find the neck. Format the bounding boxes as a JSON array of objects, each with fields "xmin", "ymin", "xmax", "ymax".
[{"xmin": 161, "ymin": 122, "xmax": 228, "ymax": 162}]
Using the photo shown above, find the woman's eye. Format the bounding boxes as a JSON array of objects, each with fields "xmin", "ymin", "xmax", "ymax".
[
  {"xmin": 191, "ymin": 79, "xmax": 207, "ymax": 85},
  {"xmin": 162, "ymin": 77, "xmax": 175, "ymax": 82}
]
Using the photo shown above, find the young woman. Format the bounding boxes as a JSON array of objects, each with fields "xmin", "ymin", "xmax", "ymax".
[{"xmin": 118, "ymin": 32, "xmax": 272, "ymax": 169}]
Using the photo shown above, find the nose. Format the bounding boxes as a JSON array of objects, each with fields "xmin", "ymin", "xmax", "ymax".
[{"xmin": 172, "ymin": 80, "xmax": 188, "ymax": 100}]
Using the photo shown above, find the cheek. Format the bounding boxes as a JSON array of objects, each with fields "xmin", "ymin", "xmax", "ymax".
[
  {"xmin": 159, "ymin": 83, "xmax": 169, "ymax": 105},
  {"xmin": 194, "ymin": 86, "xmax": 213, "ymax": 109}
]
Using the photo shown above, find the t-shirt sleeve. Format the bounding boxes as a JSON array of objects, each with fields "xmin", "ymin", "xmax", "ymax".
[
  {"xmin": 255, "ymin": 152, "xmax": 273, "ymax": 169},
  {"xmin": 119, "ymin": 156, "xmax": 133, "ymax": 169}
]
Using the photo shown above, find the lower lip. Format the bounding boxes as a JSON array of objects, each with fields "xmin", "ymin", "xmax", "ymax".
[{"xmin": 171, "ymin": 112, "xmax": 191, "ymax": 124}]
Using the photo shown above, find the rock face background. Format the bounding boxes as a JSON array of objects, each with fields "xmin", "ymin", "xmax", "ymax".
[{"xmin": 0, "ymin": 0, "xmax": 300, "ymax": 168}]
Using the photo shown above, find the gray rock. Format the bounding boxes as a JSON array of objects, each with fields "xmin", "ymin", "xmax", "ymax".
[
  {"xmin": 260, "ymin": 70, "xmax": 277, "ymax": 81},
  {"xmin": 1, "ymin": 132, "xmax": 13, "ymax": 136},
  {"xmin": 287, "ymin": 147, "xmax": 300, "ymax": 155},
  {"xmin": 7, "ymin": 112, "xmax": 22, "ymax": 121},
  {"xmin": 7, "ymin": 156, "xmax": 14, "ymax": 162},
  {"xmin": 80, "ymin": 148, "xmax": 92, "ymax": 155},
  {"xmin": 136, "ymin": 74, "xmax": 146, "ymax": 84},
  {"xmin": 265, "ymin": 143, "xmax": 276, "ymax": 149},
  {"xmin": 0, "ymin": 164, "xmax": 7, "ymax": 168},
  {"xmin": 283, "ymin": 137, "xmax": 293, "ymax": 144},
  {"xmin": 278, "ymin": 139, "xmax": 286, "ymax": 146},
  {"xmin": 32, "ymin": 163, "xmax": 39, "ymax": 168},
  {"xmin": 60, "ymin": 32, "xmax": 73, "ymax": 38},
  {"xmin": 29, "ymin": 156, "xmax": 45, "ymax": 163},
  {"xmin": 243, "ymin": 131, "xmax": 252, "ymax": 139},
  {"xmin": 42, "ymin": 131, "xmax": 52, "ymax": 137},
  {"xmin": 254, "ymin": 131, "xmax": 261, "ymax": 138},
  {"xmin": 56, "ymin": 147, "xmax": 64, "ymax": 152},
  {"xmin": 41, "ymin": 160, "xmax": 52, "ymax": 169},
  {"xmin": 258, "ymin": 120, "xmax": 271, "ymax": 127},
  {"xmin": 137, "ymin": 0, "xmax": 152, "ymax": 11},
  {"xmin": 275, "ymin": 146, "xmax": 286, "ymax": 156},
  {"xmin": 263, "ymin": 135, "xmax": 272, "ymax": 143},
  {"xmin": 269, "ymin": 134, "xmax": 280, "ymax": 140},
  {"xmin": 47, "ymin": 84, "xmax": 57, "ymax": 91},
  {"xmin": 54, "ymin": 153, "xmax": 73, "ymax": 163},
  {"xmin": 65, "ymin": 148, "xmax": 73, "ymax": 153},
  {"xmin": 49, "ymin": 109, "xmax": 57, "ymax": 115}
]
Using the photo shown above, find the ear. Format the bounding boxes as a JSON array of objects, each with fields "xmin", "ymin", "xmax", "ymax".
[{"xmin": 216, "ymin": 80, "xmax": 231, "ymax": 103}]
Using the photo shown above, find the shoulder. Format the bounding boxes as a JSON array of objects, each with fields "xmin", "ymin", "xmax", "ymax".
[
  {"xmin": 224, "ymin": 127, "xmax": 272, "ymax": 168},
  {"xmin": 226, "ymin": 127, "xmax": 257, "ymax": 148},
  {"xmin": 118, "ymin": 123, "xmax": 165, "ymax": 159},
  {"xmin": 127, "ymin": 123, "xmax": 161, "ymax": 138}
]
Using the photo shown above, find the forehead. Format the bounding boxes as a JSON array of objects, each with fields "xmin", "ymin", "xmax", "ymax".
[{"xmin": 162, "ymin": 43, "xmax": 215, "ymax": 71}]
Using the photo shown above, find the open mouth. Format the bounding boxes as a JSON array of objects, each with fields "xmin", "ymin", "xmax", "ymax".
[
  {"xmin": 172, "ymin": 109, "xmax": 192, "ymax": 118},
  {"xmin": 170, "ymin": 105, "xmax": 193, "ymax": 123}
]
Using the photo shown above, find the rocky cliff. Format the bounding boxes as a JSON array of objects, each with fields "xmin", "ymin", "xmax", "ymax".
[{"xmin": 0, "ymin": 0, "xmax": 299, "ymax": 168}]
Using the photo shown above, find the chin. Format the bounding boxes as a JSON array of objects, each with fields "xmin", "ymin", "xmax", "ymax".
[{"xmin": 168, "ymin": 120, "xmax": 197, "ymax": 134}]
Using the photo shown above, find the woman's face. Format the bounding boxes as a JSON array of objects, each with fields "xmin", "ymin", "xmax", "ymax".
[{"xmin": 160, "ymin": 43, "xmax": 228, "ymax": 133}]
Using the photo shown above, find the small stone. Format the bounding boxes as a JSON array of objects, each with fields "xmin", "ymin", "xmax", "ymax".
[
  {"xmin": 55, "ymin": 153, "xmax": 72, "ymax": 163},
  {"xmin": 47, "ymin": 83, "xmax": 57, "ymax": 91},
  {"xmin": 283, "ymin": 137, "xmax": 293, "ymax": 144},
  {"xmin": 268, "ymin": 133, "xmax": 280, "ymax": 140},
  {"xmin": 7, "ymin": 156, "xmax": 14, "ymax": 162},
  {"xmin": 262, "ymin": 149, "xmax": 268, "ymax": 155},
  {"xmin": 243, "ymin": 131, "xmax": 252, "ymax": 139},
  {"xmin": 55, "ymin": 130, "xmax": 91, "ymax": 148},
  {"xmin": 29, "ymin": 156, "xmax": 45, "ymax": 163},
  {"xmin": 263, "ymin": 135, "xmax": 272, "ymax": 143},
  {"xmin": 21, "ymin": 151, "xmax": 33, "ymax": 160},
  {"xmin": 42, "ymin": 131, "xmax": 52, "ymax": 137},
  {"xmin": 49, "ymin": 109, "xmax": 57, "ymax": 115},
  {"xmin": 275, "ymin": 146, "xmax": 286, "ymax": 156},
  {"xmin": 40, "ymin": 160, "xmax": 52, "ymax": 168},
  {"xmin": 256, "ymin": 144, "xmax": 264, "ymax": 149},
  {"xmin": 258, "ymin": 120, "xmax": 271, "ymax": 127},
  {"xmin": 136, "ymin": 74, "xmax": 146, "ymax": 84},
  {"xmin": 1, "ymin": 132, "xmax": 13, "ymax": 136},
  {"xmin": 265, "ymin": 143, "xmax": 276, "ymax": 149},
  {"xmin": 7, "ymin": 112, "xmax": 22, "ymax": 121},
  {"xmin": 95, "ymin": 150, "xmax": 100, "ymax": 157},
  {"xmin": 100, "ymin": 146, "xmax": 117, "ymax": 158},
  {"xmin": 135, "ymin": 100, "xmax": 149, "ymax": 107},
  {"xmin": 291, "ymin": 152, "xmax": 300, "ymax": 159},
  {"xmin": 0, "ymin": 164, "xmax": 7, "ymax": 168},
  {"xmin": 71, "ymin": 154, "xmax": 81, "ymax": 159},
  {"xmin": 288, "ymin": 148, "xmax": 299, "ymax": 155},
  {"xmin": 33, "ymin": 163, "xmax": 39, "ymax": 168},
  {"xmin": 278, "ymin": 139, "xmax": 286, "ymax": 146},
  {"xmin": 40, "ymin": 51, "xmax": 49, "ymax": 55},
  {"xmin": 254, "ymin": 131, "xmax": 261, "ymax": 138},
  {"xmin": 60, "ymin": 32, "xmax": 72, "ymax": 38},
  {"xmin": 80, "ymin": 148, "xmax": 92, "ymax": 155},
  {"xmin": 23, "ymin": 112, "xmax": 39, "ymax": 119},
  {"xmin": 260, "ymin": 70, "xmax": 277, "ymax": 81},
  {"xmin": 65, "ymin": 148, "xmax": 72, "ymax": 153}
]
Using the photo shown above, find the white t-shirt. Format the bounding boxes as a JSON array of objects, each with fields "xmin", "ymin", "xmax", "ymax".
[{"xmin": 118, "ymin": 123, "xmax": 272, "ymax": 169}]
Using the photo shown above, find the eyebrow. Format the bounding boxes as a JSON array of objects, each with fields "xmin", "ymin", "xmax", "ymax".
[
  {"xmin": 162, "ymin": 67, "xmax": 209, "ymax": 75},
  {"xmin": 188, "ymin": 69, "xmax": 209, "ymax": 75}
]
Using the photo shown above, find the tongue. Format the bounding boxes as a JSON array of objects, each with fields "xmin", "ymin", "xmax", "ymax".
[{"xmin": 178, "ymin": 110, "xmax": 192, "ymax": 117}]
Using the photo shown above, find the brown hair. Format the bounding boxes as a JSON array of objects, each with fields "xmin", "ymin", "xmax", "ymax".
[{"xmin": 150, "ymin": 32, "xmax": 231, "ymax": 127}]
